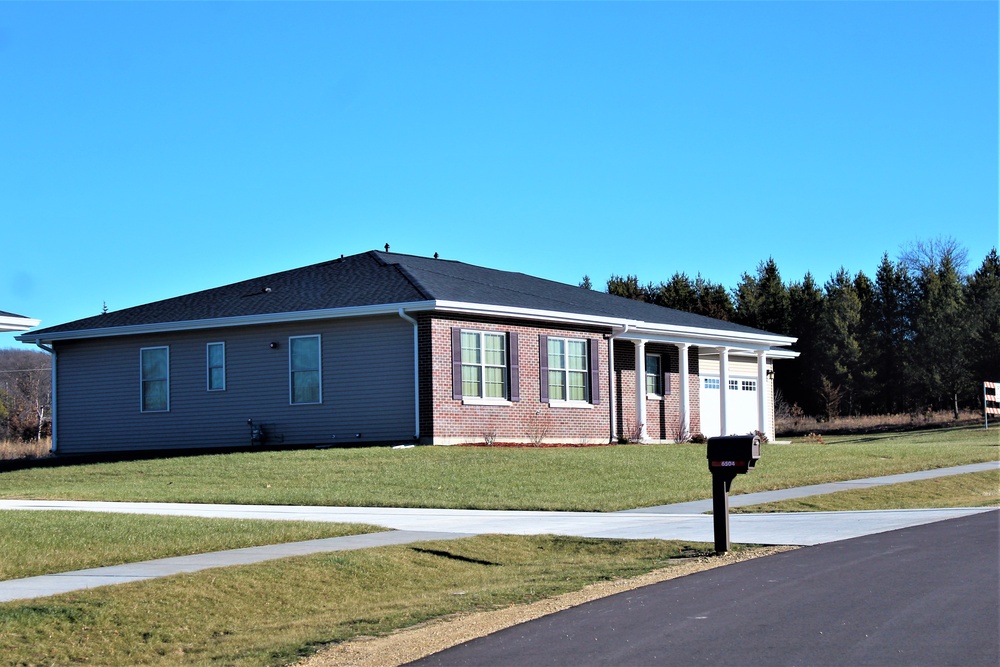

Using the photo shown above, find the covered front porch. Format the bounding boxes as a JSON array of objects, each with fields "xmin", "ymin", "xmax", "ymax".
[{"xmin": 607, "ymin": 328, "xmax": 797, "ymax": 444}]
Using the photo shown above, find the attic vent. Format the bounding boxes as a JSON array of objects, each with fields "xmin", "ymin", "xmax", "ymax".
[{"xmin": 241, "ymin": 286, "xmax": 273, "ymax": 299}]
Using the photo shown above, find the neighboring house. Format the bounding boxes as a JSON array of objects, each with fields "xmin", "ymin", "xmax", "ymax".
[
  {"xmin": 16, "ymin": 251, "xmax": 797, "ymax": 455},
  {"xmin": 0, "ymin": 310, "xmax": 39, "ymax": 333}
]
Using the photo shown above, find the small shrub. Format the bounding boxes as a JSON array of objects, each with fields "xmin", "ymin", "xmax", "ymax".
[
  {"xmin": 525, "ymin": 410, "xmax": 551, "ymax": 447},
  {"xmin": 689, "ymin": 432, "xmax": 707, "ymax": 444}
]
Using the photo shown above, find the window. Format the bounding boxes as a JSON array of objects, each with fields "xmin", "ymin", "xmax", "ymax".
[
  {"xmin": 461, "ymin": 330, "xmax": 507, "ymax": 399},
  {"xmin": 547, "ymin": 337, "xmax": 589, "ymax": 402},
  {"xmin": 140, "ymin": 347, "xmax": 169, "ymax": 412},
  {"xmin": 289, "ymin": 335, "xmax": 321, "ymax": 404},
  {"xmin": 207, "ymin": 342, "xmax": 225, "ymax": 391},
  {"xmin": 729, "ymin": 379, "xmax": 739, "ymax": 391},
  {"xmin": 645, "ymin": 354, "xmax": 662, "ymax": 396},
  {"xmin": 451, "ymin": 328, "xmax": 520, "ymax": 402},
  {"xmin": 704, "ymin": 378, "xmax": 720, "ymax": 390},
  {"xmin": 741, "ymin": 379, "xmax": 757, "ymax": 392}
]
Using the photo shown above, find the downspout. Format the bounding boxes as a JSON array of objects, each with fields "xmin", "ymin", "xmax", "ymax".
[
  {"xmin": 608, "ymin": 323, "xmax": 631, "ymax": 443},
  {"xmin": 34, "ymin": 342, "xmax": 55, "ymax": 453},
  {"xmin": 397, "ymin": 309, "xmax": 420, "ymax": 442}
]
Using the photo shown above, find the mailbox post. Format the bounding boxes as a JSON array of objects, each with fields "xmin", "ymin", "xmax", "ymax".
[{"xmin": 706, "ymin": 435, "xmax": 761, "ymax": 553}]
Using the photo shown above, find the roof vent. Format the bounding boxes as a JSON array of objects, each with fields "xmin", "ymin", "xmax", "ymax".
[{"xmin": 384, "ymin": 243, "xmax": 390, "ymax": 252}]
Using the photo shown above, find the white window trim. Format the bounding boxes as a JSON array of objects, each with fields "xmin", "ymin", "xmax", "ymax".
[
  {"xmin": 140, "ymin": 346, "xmax": 170, "ymax": 413},
  {"xmin": 547, "ymin": 336, "xmax": 590, "ymax": 404},
  {"xmin": 207, "ymin": 342, "xmax": 226, "ymax": 391},
  {"xmin": 645, "ymin": 353, "xmax": 662, "ymax": 398},
  {"xmin": 289, "ymin": 334, "xmax": 322, "ymax": 405},
  {"xmin": 460, "ymin": 330, "xmax": 508, "ymax": 401},
  {"xmin": 548, "ymin": 399, "xmax": 594, "ymax": 409},
  {"xmin": 462, "ymin": 397, "xmax": 514, "ymax": 407}
]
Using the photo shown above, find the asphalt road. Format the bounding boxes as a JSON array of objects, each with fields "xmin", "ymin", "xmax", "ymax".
[{"xmin": 409, "ymin": 510, "xmax": 1000, "ymax": 667}]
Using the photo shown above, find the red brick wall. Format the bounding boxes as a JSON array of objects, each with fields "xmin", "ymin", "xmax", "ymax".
[
  {"xmin": 613, "ymin": 341, "xmax": 701, "ymax": 442},
  {"xmin": 422, "ymin": 315, "xmax": 612, "ymax": 445}
]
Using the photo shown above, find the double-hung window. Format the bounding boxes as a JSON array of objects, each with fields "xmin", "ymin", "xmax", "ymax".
[
  {"xmin": 461, "ymin": 330, "xmax": 508, "ymax": 399},
  {"xmin": 289, "ymin": 335, "xmax": 321, "ymax": 404},
  {"xmin": 645, "ymin": 353, "xmax": 662, "ymax": 396},
  {"xmin": 451, "ymin": 328, "xmax": 519, "ymax": 402},
  {"xmin": 547, "ymin": 337, "xmax": 589, "ymax": 402},
  {"xmin": 140, "ymin": 346, "xmax": 169, "ymax": 412},
  {"xmin": 207, "ymin": 342, "xmax": 225, "ymax": 391}
]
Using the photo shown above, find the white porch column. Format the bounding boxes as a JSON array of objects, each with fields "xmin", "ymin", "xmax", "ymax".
[
  {"xmin": 633, "ymin": 339, "xmax": 648, "ymax": 441},
  {"xmin": 608, "ymin": 337, "xmax": 617, "ymax": 442},
  {"xmin": 717, "ymin": 346, "xmax": 730, "ymax": 436},
  {"xmin": 677, "ymin": 343, "xmax": 690, "ymax": 439},
  {"xmin": 757, "ymin": 350, "xmax": 769, "ymax": 440}
]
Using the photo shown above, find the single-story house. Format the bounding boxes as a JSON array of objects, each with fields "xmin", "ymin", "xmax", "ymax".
[
  {"xmin": 0, "ymin": 310, "xmax": 40, "ymax": 333},
  {"xmin": 17, "ymin": 251, "xmax": 797, "ymax": 455}
]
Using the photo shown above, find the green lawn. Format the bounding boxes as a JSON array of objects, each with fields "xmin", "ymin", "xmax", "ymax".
[
  {"xmin": 1, "ymin": 425, "xmax": 995, "ymax": 666},
  {"xmin": 0, "ymin": 425, "xmax": 995, "ymax": 511},
  {"xmin": 0, "ymin": 511, "xmax": 382, "ymax": 581},
  {"xmin": 734, "ymin": 469, "xmax": 1000, "ymax": 513},
  {"xmin": 0, "ymin": 535, "xmax": 722, "ymax": 667}
]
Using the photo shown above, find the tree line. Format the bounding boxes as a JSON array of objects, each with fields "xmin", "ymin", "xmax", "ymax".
[
  {"xmin": 2, "ymin": 238, "xmax": 997, "ymax": 441},
  {"xmin": 592, "ymin": 238, "xmax": 1000, "ymax": 420},
  {"xmin": 0, "ymin": 348, "xmax": 51, "ymax": 442}
]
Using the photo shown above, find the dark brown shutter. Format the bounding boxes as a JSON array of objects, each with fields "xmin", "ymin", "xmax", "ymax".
[
  {"xmin": 509, "ymin": 332, "xmax": 520, "ymax": 402},
  {"xmin": 589, "ymin": 338, "xmax": 600, "ymax": 405},
  {"xmin": 451, "ymin": 327, "xmax": 463, "ymax": 400},
  {"xmin": 538, "ymin": 334, "xmax": 549, "ymax": 403}
]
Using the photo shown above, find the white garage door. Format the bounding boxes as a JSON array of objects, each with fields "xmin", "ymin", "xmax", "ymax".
[{"xmin": 699, "ymin": 376, "xmax": 759, "ymax": 437}]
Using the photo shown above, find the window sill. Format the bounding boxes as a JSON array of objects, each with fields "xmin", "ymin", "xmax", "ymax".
[
  {"xmin": 462, "ymin": 398, "xmax": 513, "ymax": 407},
  {"xmin": 646, "ymin": 393, "xmax": 662, "ymax": 401},
  {"xmin": 548, "ymin": 400, "xmax": 593, "ymax": 409}
]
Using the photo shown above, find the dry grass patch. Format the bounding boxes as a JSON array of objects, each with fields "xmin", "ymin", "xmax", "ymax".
[{"xmin": 0, "ymin": 437, "xmax": 50, "ymax": 460}]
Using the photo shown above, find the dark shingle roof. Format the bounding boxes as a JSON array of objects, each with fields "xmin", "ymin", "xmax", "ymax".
[
  {"xmin": 381, "ymin": 252, "xmax": 778, "ymax": 337},
  {"xmin": 27, "ymin": 250, "xmax": 783, "ymax": 340}
]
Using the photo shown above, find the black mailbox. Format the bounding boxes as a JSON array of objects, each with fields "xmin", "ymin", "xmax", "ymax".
[
  {"xmin": 707, "ymin": 435, "xmax": 760, "ymax": 475},
  {"xmin": 706, "ymin": 434, "xmax": 762, "ymax": 553}
]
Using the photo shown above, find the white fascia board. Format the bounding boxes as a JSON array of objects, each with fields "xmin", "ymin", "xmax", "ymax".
[
  {"xmin": 431, "ymin": 300, "xmax": 798, "ymax": 350},
  {"xmin": 0, "ymin": 315, "xmax": 40, "ymax": 333},
  {"xmin": 15, "ymin": 301, "xmax": 438, "ymax": 344}
]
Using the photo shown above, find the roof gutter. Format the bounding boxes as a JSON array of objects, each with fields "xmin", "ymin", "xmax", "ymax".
[
  {"xmin": 16, "ymin": 300, "xmax": 439, "ymax": 344},
  {"xmin": 16, "ymin": 298, "xmax": 798, "ymax": 355},
  {"xmin": 431, "ymin": 301, "xmax": 797, "ymax": 350}
]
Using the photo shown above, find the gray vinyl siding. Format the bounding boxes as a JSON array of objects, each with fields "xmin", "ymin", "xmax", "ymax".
[{"xmin": 52, "ymin": 315, "xmax": 415, "ymax": 454}]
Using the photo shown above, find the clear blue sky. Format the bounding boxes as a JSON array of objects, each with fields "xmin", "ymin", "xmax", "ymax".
[{"xmin": 2, "ymin": 1, "xmax": 997, "ymax": 349}]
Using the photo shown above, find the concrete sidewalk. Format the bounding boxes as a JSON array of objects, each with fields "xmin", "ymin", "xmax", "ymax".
[{"xmin": 0, "ymin": 461, "xmax": 996, "ymax": 603}]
